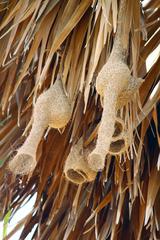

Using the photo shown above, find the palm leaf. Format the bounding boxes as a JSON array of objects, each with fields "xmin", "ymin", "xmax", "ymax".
[{"xmin": 0, "ymin": 0, "xmax": 160, "ymax": 239}]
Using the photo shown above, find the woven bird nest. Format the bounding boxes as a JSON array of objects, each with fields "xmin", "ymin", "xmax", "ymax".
[
  {"xmin": 64, "ymin": 139, "xmax": 97, "ymax": 184},
  {"xmin": 9, "ymin": 80, "xmax": 71, "ymax": 175},
  {"xmin": 87, "ymin": 0, "xmax": 143, "ymax": 172}
]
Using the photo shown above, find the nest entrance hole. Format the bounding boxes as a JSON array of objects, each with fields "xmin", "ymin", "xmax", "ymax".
[
  {"xmin": 110, "ymin": 139, "xmax": 125, "ymax": 154},
  {"xmin": 66, "ymin": 169, "xmax": 88, "ymax": 184},
  {"xmin": 113, "ymin": 120, "xmax": 123, "ymax": 138}
]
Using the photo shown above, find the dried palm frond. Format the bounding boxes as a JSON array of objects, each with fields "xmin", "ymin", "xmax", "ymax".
[{"xmin": 0, "ymin": 0, "xmax": 160, "ymax": 239}]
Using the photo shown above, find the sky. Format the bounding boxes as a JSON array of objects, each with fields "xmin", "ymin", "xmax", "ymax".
[{"xmin": 0, "ymin": 194, "xmax": 37, "ymax": 240}]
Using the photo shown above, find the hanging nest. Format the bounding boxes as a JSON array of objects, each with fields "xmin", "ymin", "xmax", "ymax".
[
  {"xmin": 88, "ymin": 50, "xmax": 131, "ymax": 171},
  {"xmin": 87, "ymin": 67, "xmax": 143, "ymax": 171},
  {"xmin": 64, "ymin": 139, "xmax": 97, "ymax": 184},
  {"xmin": 9, "ymin": 80, "xmax": 71, "ymax": 175},
  {"xmin": 87, "ymin": 0, "xmax": 144, "ymax": 172}
]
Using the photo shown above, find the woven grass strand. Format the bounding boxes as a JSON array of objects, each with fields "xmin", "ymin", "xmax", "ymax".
[
  {"xmin": 9, "ymin": 80, "xmax": 71, "ymax": 175},
  {"xmin": 64, "ymin": 139, "xmax": 97, "ymax": 184}
]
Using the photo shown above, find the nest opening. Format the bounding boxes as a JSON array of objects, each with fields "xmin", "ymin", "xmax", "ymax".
[
  {"xmin": 110, "ymin": 139, "xmax": 125, "ymax": 153},
  {"xmin": 66, "ymin": 169, "xmax": 87, "ymax": 184},
  {"xmin": 9, "ymin": 153, "xmax": 36, "ymax": 175},
  {"xmin": 113, "ymin": 121, "xmax": 123, "ymax": 138}
]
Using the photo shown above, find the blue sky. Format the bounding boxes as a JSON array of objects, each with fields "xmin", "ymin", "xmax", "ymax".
[{"xmin": 0, "ymin": 194, "xmax": 36, "ymax": 240}]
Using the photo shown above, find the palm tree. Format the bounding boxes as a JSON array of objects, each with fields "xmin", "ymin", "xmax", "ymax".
[{"xmin": 0, "ymin": 0, "xmax": 159, "ymax": 239}]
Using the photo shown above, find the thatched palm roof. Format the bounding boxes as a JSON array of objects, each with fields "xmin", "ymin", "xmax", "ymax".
[{"xmin": 0, "ymin": 0, "xmax": 160, "ymax": 239}]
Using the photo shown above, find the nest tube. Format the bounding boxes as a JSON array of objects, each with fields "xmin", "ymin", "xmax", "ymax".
[
  {"xmin": 9, "ymin": 106, "xmax": 48, "ymax": 175},
  {"xmin": 88, "ymin": 82, "xmax": 119, "ymax": 171},
  {"xmin": 64, "ymin": 140, "xmax": 97, "ymax": 184}
]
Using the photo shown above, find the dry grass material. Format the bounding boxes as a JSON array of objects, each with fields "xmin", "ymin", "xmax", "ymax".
[
  {"xmin": 9, "ymin": 80, "xmax": 71, "ymax": 175},
  {"xmin": 64, "ymin": 139, "xmax": 97, "ymax": 184},
  {"xmin": 88, "ymin": 0, "xmax": 143, "ymax": 171}
]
